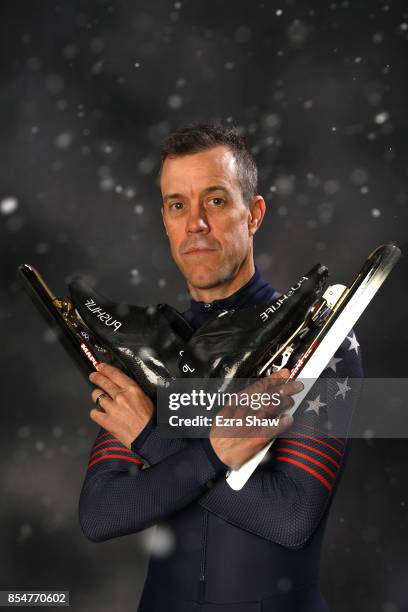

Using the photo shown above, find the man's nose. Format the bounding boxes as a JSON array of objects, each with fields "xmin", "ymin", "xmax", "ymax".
[{"xmin": 186, "ymin": 205, "xmax": 209, "ymax": 233}]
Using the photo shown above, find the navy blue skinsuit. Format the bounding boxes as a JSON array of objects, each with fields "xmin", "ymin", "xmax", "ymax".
[{"xmin": 79, "ymin": 267, "xmax": 363, "ymax": 612}]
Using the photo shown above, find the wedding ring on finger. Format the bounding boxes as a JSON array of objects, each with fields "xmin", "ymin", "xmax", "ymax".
[{"xmin": 95, "ymin": 391, "xmax": 108, "ymax": 408}]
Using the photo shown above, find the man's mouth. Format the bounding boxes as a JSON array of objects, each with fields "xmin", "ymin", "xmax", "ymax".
[{"xmin": 184, "ymin": 247, "xmax": 216, "ymax": 255}]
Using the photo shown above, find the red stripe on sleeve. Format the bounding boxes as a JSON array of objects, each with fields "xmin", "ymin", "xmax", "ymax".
[
  {"xmin": 294, "ymin": 422, "xmax": 346, "ymax": 447},
  {"xmin": 92, "ymin": 438, "xmax": 122, "ymax": 452},
  {"xmin": 275, "ymin": 456, "xmax": 333, "ymax": 491},
  {"xmin": 277, "ymin": 439, "xmax": 340, "ymax": 468},
  {"xmin": 88, "ymin": 454, "xmax": 143, "ymax": 470},
  {"xmin": 286, "ymin": 430, "xmax": 343, "ymax": 457},
  {"xmin": 96, "ymin": 432, "xmax": 112, "ymax": 441},
  {"xmin": 89, "ymin": 446, "xmax": 133, "ymax": 462},
  {"xmin": 276, "ymin": 447, "xmax": 337, "ymax": 479}
]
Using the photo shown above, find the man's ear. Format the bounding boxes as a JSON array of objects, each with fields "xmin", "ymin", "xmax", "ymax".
[
  {"xmin": 248, "ymin": 196, "xmax": 266, "ymax": 236},
  {"xmin": 161, "ymin": 207, "xmax": 169, "ymax": 236}
]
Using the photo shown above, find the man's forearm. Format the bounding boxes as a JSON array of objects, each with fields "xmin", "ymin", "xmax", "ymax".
[{"xmin": 79, "ymin": 431, "xmax": 227, "ymax": 542}]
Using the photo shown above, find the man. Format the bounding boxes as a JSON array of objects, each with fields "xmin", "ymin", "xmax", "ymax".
[{"xmin": 79, "ymin": 123, "xmax": 363, "ymax": 611}]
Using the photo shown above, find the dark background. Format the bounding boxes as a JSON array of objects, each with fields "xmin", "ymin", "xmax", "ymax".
[{"xmin": 1, "ymin": 1, "xmax": 407, "ymax": 610}]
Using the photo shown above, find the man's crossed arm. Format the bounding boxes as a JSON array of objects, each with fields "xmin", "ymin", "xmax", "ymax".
[{"xmin": 79, "ymin": 335, "xmax": 362, "ymax": 548}]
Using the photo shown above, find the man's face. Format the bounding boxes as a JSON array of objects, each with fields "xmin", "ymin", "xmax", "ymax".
[{"xmin": 160, "ymin": 145, "xmax": 254, "ymax": 290}]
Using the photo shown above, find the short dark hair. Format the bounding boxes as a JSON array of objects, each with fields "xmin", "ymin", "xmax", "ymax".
[{"xmin": 159, "ymin": 122, "xmax": 258, "ymax": 205}]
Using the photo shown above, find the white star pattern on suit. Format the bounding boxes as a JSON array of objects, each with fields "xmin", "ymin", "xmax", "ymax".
[
  {"xmin": 335, "ymin": 377, "xmax": 351, "ymax": 400},
  {"xmin": 305, "ymin": 395, "xmax": 327, "ymax": 416},
  {"xmin": 346, "ymin": 332, "xmax": 360, "ymax": 354},
  {"xmin": 325, "ymin": 356, "xmax": 343, "ymax": 373}
]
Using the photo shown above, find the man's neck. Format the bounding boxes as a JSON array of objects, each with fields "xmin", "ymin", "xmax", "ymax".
[{"xmin": 187, "ymin": 258, "xmax": 255, "ymax": 303}]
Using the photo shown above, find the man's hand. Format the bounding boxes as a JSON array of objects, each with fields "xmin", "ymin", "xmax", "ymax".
[
  {"xmin": 88, "ymin": 362, "xmax": 154, "ymax": 449},
  {"xmin": 209, "ymin": 369, "xmax": 303, "ymax": 470}
]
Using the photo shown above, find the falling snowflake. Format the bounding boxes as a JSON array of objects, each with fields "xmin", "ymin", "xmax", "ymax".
[
  {"xmin": 55, "ymin": 131, "xmax": 73, "ymax": 149},
  {"xmin": 0, "ymin": 197, "xmax": 19, "ymax": 215},
  {"xmin": 374, "ymin": 111, "xmax": 389, "ymax": 125},
  {"xmin": 139, "ymin": 525, "xmax": 175, "ymax": 558},
  {"xmin": 168, "ymin": 94, "xmax": 183, "ymax": 109}
]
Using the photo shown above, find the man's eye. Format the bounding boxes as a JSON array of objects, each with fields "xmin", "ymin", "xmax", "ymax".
[
  {"xmin": 169, "ymin": 202, "xmax": 184, "ymax": 210},
  {"xmin": 209, "ymin": 197, "xmax": 224, "ymax": 206}
]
